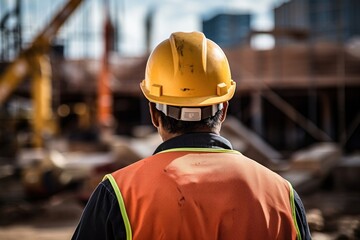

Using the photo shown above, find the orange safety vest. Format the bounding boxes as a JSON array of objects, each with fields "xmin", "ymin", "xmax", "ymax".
[{"xmin": 104, "ymin": 148, "xmax": 301, "ymax": 240}]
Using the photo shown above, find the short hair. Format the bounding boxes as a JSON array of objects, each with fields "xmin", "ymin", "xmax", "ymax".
[{"xmin": 153, "ymin": 103, "xmax": 224, "ymax": 134}]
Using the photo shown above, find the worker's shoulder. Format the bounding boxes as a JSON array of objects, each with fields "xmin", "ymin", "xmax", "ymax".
[
  {"xmin": 100, "ymin": 178, "xmax": 119, "ymax": 195},
  {"xmin": 228, "ymin": 153, "xmax": 289, "ymax": 182},
  {"xmin": 111, "ymin": 154, "xmax": 159, "ymax": 174}
]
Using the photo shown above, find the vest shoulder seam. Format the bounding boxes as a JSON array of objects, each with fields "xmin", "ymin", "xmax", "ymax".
[{"xmin": 157, "ymin": 147, "xmax": 241, "ymax": 154}]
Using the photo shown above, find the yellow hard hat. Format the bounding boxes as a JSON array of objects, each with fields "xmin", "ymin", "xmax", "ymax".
[{"xmin": 140, "ymin": 31, "xmax": 236, "ymax": 107}]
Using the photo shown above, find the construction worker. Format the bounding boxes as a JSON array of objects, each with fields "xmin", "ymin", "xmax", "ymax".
[{"xmin": 72, "ymin": 31, "xmax": 311, "ymax": 240}]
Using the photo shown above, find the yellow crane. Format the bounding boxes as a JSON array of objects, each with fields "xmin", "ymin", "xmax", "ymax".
[{"xmin": 0, "ymin": 0, "xmax": 83, "ymax": 148}]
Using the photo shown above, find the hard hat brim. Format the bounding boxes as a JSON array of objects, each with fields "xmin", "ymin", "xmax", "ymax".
[{"xmin": 140, "ymin": 80, "xmax": 236, "ymax": 107}]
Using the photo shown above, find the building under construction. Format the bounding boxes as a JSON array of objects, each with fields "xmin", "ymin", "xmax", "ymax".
[{"xmin": 1, "ymin": 0, "xmax": 359, "ymax": 153}]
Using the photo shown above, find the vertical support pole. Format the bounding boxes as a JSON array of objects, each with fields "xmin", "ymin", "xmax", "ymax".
[
  {"xmin": 31, "ymin": 55, "xmax": 52, "ymax": 148},
  {"xmin": 97, "ymin": 1, "xmax": 114, "ymax": 131},
  {"xmin": 336, "ymin": 0, "xmax": 346, "ymax": 147},
  {"xmin": 321, "ymin": 93, "xmax": 332, "ymax": 138},
  {"xmin": 252, "ymin": 50, "xmax": 263, "ymax": 136}
]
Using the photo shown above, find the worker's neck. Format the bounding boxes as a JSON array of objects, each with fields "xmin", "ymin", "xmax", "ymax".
[{"xmin": 160, "ymin": 128, "xmax": 220, "ymax": 142}]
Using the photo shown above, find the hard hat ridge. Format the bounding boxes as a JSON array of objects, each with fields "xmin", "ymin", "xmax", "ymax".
[{"xmin": 169, "ymin": 32, "xmax": 208, "ymax": 77}]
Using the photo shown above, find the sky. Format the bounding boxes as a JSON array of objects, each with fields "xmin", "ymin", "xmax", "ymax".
[
  {"xmin": 120, "ymin": 0, "xmax": 287, "ymax": 55},
  {"xmin": 0, "ymin": 0, "xmax": 288, "ymax": 57}
]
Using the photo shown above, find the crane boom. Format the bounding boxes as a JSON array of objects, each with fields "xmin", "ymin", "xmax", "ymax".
[
  {"xmin": 0, "ymin": 0, "xmax": 83, "ymax": 105},
  {"xmin": 0, "ymin": 0, "xmax": 84, "ymax": 147}
]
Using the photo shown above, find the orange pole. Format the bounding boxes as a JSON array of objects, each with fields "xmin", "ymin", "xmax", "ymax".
[{"xmin": 97, "ymin": 4, "xmax": 114, "ymax": 128}]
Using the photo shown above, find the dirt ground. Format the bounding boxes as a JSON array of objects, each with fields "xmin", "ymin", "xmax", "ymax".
[
  {"xmin": 0, "ymin": 193, "xmax": 83, "ymax": 240},
  {"xmin": 0, "ymin": 191, "xmax": 360, "ymax": 240},
  {"xmin": 302, "ymin": 191, "xmax": 360, "ymax": 240}
]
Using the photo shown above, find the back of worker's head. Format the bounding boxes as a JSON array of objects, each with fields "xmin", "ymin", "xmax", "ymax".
[{"xmin": 140, "ymin": 31, "xmax": 236, "ymax": 134}]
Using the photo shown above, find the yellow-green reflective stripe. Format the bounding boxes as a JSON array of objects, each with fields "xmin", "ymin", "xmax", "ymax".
[
  {"xmin": 287, "ymin": 181, "xmax": 302, "ymax": 240},
  {"xmin": 158, "ymin": 147, "xmax": 241, "ymax": 154},
  {"xmin": 103, "ymin": 174, "xmax": 132, "ymax": 240}
]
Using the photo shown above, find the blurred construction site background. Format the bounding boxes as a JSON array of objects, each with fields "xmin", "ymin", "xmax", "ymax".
[{"xmin": 0, "ymin": 0, "xmax": 359, "ymax": 239}]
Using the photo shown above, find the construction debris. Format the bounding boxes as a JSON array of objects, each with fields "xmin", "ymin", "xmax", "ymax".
[
  {"xmin": 334, "ymin": 155, "xmax": 360, "ymax": 192},
  {"xmin": 281, "ymin": 143, "xmax": 341, "ymax": 194},
  {"xmin": 290, "ymin": 142, "xmax": 341, "ymax": 176},
  {"xmin": 307, "ymin": 208, "xmax": 325, "ymax": 232}
]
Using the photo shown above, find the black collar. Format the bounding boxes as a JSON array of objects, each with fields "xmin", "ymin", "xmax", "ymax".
[{"xmin": 153, "ymin": 132, "xmax": 233, "ymax": 154}]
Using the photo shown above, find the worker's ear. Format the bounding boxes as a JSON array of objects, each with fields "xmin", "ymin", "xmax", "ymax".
[
  {"xmin": 220, "ymin": 101, "xmax": 229, "ymax": 123},
  {"xmin": 149, "ymin": 102, "xmax": 160, "ymax": 128}
]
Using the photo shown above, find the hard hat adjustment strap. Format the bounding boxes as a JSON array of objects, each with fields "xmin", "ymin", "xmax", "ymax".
[{"xmin": 155, "ymin": 103, "xmax": 223, "ymax": 121}]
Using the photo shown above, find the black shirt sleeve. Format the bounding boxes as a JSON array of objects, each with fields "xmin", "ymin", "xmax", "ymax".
[
  {"xmin": 71, "ymin": 179, "xmax": 126, "ymax": 240},
  {"xmin": 294, "ymin": 190, "xmax": 312, "ymax": 240}
]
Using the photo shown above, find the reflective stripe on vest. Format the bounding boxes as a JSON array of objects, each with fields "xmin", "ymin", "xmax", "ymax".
[
  {"xmin": 106, "ymin": 147, "xmax": 300, "ymax": 239},
  {"xmin": 103, "ymin": 174, "xmax": 132, "ymax": 240},
  {"xmin": 288, "ymin": 180, "xmax": 302, "ymax": 240}
]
